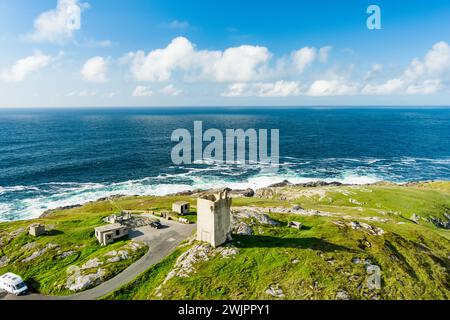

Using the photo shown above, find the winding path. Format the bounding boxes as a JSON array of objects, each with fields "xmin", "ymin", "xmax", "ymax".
[{"xmin": 1, "ymin": 221, "xmax": 195, "ymax": 300}]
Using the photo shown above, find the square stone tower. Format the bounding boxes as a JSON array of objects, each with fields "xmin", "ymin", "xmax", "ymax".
[{"xmin": 196, "ymin": 189, "xmax": 232, "ymax": 247}]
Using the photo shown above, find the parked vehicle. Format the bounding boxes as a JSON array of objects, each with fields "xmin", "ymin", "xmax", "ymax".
[
  {"xmin": 150, "ymin": 221, "xmax": 163, "ymax": 229},
  {"xmin": 0, "ymin": 273, "xmax": 28, "ymax": 296}
]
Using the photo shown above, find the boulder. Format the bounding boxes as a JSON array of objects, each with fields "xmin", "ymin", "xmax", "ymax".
[
  {"xmin": 265, "ymin": 284, "xmax": 285, "ymax": 298},
  {"xmin": 66, "ymin": 268, "xmax": 106, "ymax": 292}
]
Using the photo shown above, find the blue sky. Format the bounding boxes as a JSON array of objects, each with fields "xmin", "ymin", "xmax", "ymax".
[{"xmin": 0, "ymin": 0, "xmax": 450, "ymax": 107}]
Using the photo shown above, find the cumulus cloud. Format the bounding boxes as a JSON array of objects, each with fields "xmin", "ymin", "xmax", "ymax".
[
  {"xmin": 406, "ymin": 79, "xmax": 442, "ymax": 95},
  {"xmin": 160, "ymin": 84, "xmax": 182, "ymax": 96},
  {"xmin": 318, "ymin": 46, "xmax": 333, "ymax": 63},
  {"xmin": 291, "ymin": 47, "xmax": 316, "ymax": 73},
  {"xmin": 27, "ymin": 0, "xmax": 89, "ymax": 43},
  {"xmin": 1, "ymin": 51, "xmax": 56, "ymax": 82},
  {"xmin": 132, "ymin": 86, "xmax": 153, "ymax": 97},
  {"xmin": 81, "ymin": 56, "xmax": 109, "ymax": 83},
  {"xmin": 67, "ymin": 90, "xmax": 96, "ymax": 97},
  {"xmin": 307, "ymin": 80, "xmax": 359, "ymax": 96},
  {"xmin": 362, "ymin": 41, "xmax": 450, "ymax": 95},
  {"xmin": 361, "ymin": 78, "xmax": 404, "ymax": 95},
  {"xmin": 222, "ymin": 81, "xmax": 301, "ymax": 97},
  {"xmin": 124, "ymin": 37, "xmax": 271, "ymax": 83},
  {"xmin": 168, "ymin": 20, "xmax": 190, "ymax": 29}
]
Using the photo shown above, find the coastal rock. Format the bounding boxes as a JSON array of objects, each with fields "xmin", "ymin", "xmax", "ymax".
[
  {"xmin": 165, "ymin": 244, "xmax": 213, "ymax": 281},
  {"xmin": 9, "ymin": 228, "xmax": 25, "ymax": 238},
  {"xmin": 66, "ymin": 267, "xmax": 106, "ymax": 292},
  {"xmin": 217, "ymin": 246, "xmax": 239, "ymax": 258},
  {"xmin": 21, "ymin": 242, "xmax": 37, "ymax": 251},
  {"xmin": 348, "ymin": 221, "xmax": 385, "ymax": 236},
  {"xmin": 411, "ymin": 214, "xmax": 421, "ymax": 224},
  {"xmin": 268, "ymin": 206, "xmax": 331, "ymax": 217},
  {"xmin": 349, "ymin": 198, "xmax": 364, "ymax": 205},
  {"xmin": 21, "ymin": 243, "xmax": 59, "ymax": 263},
  {"xmin": 229, "ymin": 188, "xmax": 255, "ymax": 198},
  {"xmin": 233, "ymin": 208, "xmax": 279, "ymax": 226},
  {"xmin": 81, "ymin": 258, "xmax": 103, "ymax": 270},
  {"xmin": 233, "ymin": 222, "xmax": 253, "ymax": 235},
  {"xmin": 127, "ymin": 241, "xmax": 145, "ymax": 252},
  {"xmin": 336, "ymin": 290, "xmax": 350, "ymax": 300},
  {"xmin": 105, "ymin": 250, "xmax": 129, "ymax": 263},
  {"xmin": 426, "ymin": 216, "xmax": 450, "ymax": 229},
  {"xmin": 294, "ymin": 181, "xmax": 343, "ymax": 188},
  {"xmin": 267, "ymin": 180, "xmax": 292, "ymax": 188},
  {"xmin": 0, "ymin": 256, "xmax": 10, "ymax": 267},
  {"xmin": 58, "ymin": 251, "xmax": 77, "ymax": 259},
  {"xmin": 265, "ymin": 284, "xmax": 285, "ymax": 298}
]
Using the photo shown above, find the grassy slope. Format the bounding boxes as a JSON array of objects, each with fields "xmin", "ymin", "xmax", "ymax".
[
  {"xmin": 0, "ymin": 197, "xmax": 155, "ymax": 295},
  {"xmin": 105, "ymin": 182, "xmax": 450, "ymax": 300}
]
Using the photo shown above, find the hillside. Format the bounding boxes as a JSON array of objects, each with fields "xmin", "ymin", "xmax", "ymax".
[
  {"xmin": 1, "ymin": 181, "xmax": 449, "ymax": 299},
  {"xmin": 106, "ymin": 181, "xmax": 450, "ymax": 300}
]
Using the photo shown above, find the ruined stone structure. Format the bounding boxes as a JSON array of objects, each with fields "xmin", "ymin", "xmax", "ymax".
[
  {"xmin": 94, "ymin": 224, "xmax": 128, "ymax": 246},
  {"xmin": 172, "ymin": 201, "xmax": 190, "ymax": 215},
  {"xmin": 29, "ymin": 223, "xmax": 46, "ymax": 237},
  {"xmin": 196, "ymin": 189, "xmax": 232, "ymax": 247}
]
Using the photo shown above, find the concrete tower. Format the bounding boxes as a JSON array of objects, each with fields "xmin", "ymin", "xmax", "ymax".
[{"xmin": 196, "ymin": 189, "xmax": 232, "ymax": 247}]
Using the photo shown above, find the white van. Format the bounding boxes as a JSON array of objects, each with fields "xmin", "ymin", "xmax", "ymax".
[{"xmin": 0, "ymin": 273, "xmax": 28, "ymax": 296}]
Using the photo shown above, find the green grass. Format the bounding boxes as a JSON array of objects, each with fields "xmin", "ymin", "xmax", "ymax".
[
  {"xmin": 2, "ymin": 183, "xmax": 450, "ymax": 299},
  {"xmin": 105, "ymin": 183, "xmax": 450, "ymax": 300}
]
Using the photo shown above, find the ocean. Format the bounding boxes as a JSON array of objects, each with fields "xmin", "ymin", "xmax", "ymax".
[{"xmin": 0, "ymin": 107, "xmax": 449, "ymax": 222}]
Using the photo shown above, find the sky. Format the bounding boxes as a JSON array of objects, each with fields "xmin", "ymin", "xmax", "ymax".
[{"xmin": 0, "ymin": 0, "xmax": 450, "ymax": 107}]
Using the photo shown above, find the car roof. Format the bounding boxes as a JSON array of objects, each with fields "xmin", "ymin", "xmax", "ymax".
[{"xmin": 0, "ymin": 273, "xmax": 24, "ymax": 285}]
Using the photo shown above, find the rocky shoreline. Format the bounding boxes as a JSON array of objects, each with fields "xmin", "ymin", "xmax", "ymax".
[{"xmin": 36, "ymin": 179, "xmax": 443, "ymax": 220}]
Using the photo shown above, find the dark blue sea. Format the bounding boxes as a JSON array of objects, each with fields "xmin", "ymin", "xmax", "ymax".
[{"xmin": 1, "ymin": 107, "xmax": 449, "ymax": 221}]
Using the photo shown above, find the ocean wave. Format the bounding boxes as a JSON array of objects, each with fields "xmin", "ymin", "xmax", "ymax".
[
  {"xmin": 1, "ymin": 155, "xmax": 449, "ymax": 222},
  {"xmin": 0, "ymin": 169, "xmax": 385, "ymax": 222}
]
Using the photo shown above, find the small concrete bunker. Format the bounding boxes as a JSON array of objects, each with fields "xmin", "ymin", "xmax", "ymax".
[
  {"xmin": 95, "ymin": 223, "xmax": 128, "ymax": 246},
  {"xmin": 172, "ymin": 201, "xmax": 190, "ymax": 215},
  {"xmin": 196, "ymin": 189, "xmax": 232, "ymax": 247},
  {"xmin": 28, "ymin": 223, "xmax": 46, "ymax": 237}
]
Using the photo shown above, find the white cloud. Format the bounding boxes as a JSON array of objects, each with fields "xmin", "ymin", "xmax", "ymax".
[
  {"xmin": 291, "ymin": 47, "xmax": 316, "ymax": 73},
  {"xmin": 307, "ymin": 80, "xmax": 359, "ymax": 96},
  {"xmin": 67, "ymin": 90, "xmax": 96, "ymax": 97},
  {"xmin": 132, "ymin": 86, "xmax": 153, "ymax": 97},
  {"xmin": 27, "ymin": 0, "xmax": 89, "ymax": 44},
  {"xmin": 406, "ymin": 80, "xmax": 442, "ymax": 95},
  {"xmin": 160, "ymin": 84, "xmax": 182, "ymax": 96},
  {"xmin": 364, "ymin": 64, "xmax": 383, "ymax": 81},
  {"xmin": 125, "ymin": 37, "xmax": 271, "ymax": 83},
  {"xmin": 1, "ymin": 51, "xmax": 55, "ymax": 82},
  {"xmin": 168, "ymin": 20, "xmax": 190, "ymax": 29},
  {"xmin": 222, "ymin": 81, "xmax": 301, "ymax": 97},
  {"xmin": 404, "ymin": 41, "xmax": 450, "ymax": 81},
  {"xmin": 362, "ymin": 41, "xmax": 450, "ymax": 95},
  {"xmin": 81, "ymin": 56, "xmax": 109, "ymax": 83},
  {"xmin": 318, "ymin": 46, "xmax": 333, "ymax": 63},
  {"xmin": 361, "ymin": 78, "xmax": 404, "ymax": 95}
]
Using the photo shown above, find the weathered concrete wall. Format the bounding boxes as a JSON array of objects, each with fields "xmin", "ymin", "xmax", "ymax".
[{"xmin": 197, "ymin": 190, "xmax": 231, "ymax": 247}]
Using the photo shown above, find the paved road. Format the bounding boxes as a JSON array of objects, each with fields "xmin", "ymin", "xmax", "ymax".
[{"xmin": 1, "ymin": 220, "xmax": 195, "ymax": 300}]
